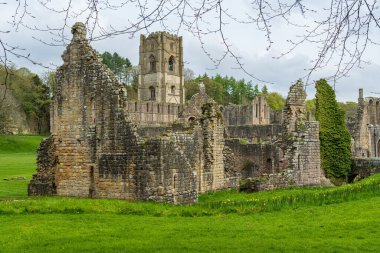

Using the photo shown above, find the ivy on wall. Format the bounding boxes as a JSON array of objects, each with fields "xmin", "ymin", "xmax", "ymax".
[{"xmin": 315, "ymin": 79, "xmax": 352, "ymax": 179}]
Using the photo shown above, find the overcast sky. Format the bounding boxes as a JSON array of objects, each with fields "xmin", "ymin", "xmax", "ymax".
[{"xmin": 1, "ymin": 0, "xmax": 380, "ymax": 102}]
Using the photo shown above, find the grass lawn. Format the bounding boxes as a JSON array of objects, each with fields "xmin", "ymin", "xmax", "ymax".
[
  {"xmin": 1, "ymin": 197, "xmax": 380, "ymax": 253},
  {"xmin": 0, "ymin": 135, "xmax": 44, "ymax": 198},
  {"xmin": 1, "ymin": 135, "xmax": 380, "ymax": 252}
]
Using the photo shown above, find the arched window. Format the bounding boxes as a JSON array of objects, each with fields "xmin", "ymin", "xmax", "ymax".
[
  {"xmin": 171, "ymin": 85, "xmax": 175, "ymax": 94},
  {"xmin": 149, "ymin": 55, "xmax": 156, "ymax": 72},
  {"xmin": 149, "ymin": 86, "xmax": 155, "ymax": 100},
  {"xmin": 168, "ymin": 56, "xmax": 175, "ymax": 71}
]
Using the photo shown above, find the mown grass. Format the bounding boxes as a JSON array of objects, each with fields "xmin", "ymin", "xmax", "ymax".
[
  {"xmin": 1, "ymin": 135, "xmax": 380, "ymax": 252},
  {"xmin": 1, "ymin": 197, "xmax": 380, "ymax": 252},
  {"xmin": 0, "ymin": 135, "xmax": 43, "ymax": 199}
]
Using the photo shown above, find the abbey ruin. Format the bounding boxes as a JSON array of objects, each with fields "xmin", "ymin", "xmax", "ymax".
[
  {"xmin": 348, "ymin": 89, "xmax": 380, "ymax": 179},
  {"xmin": 28, "ymin": 22, "xmax": 331, "ymax": 204}
]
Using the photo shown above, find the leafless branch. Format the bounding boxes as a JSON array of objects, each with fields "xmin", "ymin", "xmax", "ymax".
[{"xmin": 1, "ymin": 0, "xmax": 380, "ymax": 94}]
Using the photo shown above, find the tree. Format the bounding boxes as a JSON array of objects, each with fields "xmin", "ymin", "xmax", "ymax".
[
  {"xmin": 315, "ymin": 79, "xmax": 352, "ymax": 180},
  {"xmin": 261, "ymin": 85, "xmax": 268, "ymax": 95},
  {"xmin": 185, "ymin": 74, "xmax": 261, "ymax": 105},
  {"xmin": 265, "ymin": 92, "xmax": 285, "ymax": 112},
  {"xmin": 101, "ymin": 52, "xmax": 132, "ymax": 83}
]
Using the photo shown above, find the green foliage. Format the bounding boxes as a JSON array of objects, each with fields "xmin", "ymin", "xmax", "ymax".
[
  {"xmin": 100, "ymin": 52, "xmax": 138, "ymax": 100},
  {"xmin": 42, "ymin": 71, "xmax": 57, "ymax": 96},
  {"xmin": 261, "ymin": 85, "xmax": 268, "ymax": 95},
  {"xmin": 0, "ymin": 66, "xmax": 51, "ymax": 134},
  {"xmin": 264, "ymin": 92, "xmax": 285, "ymax": 111},
  {"xmin": 339, "ymin": 101, "xmax": 358, "ymax": 122},
  {"xmin": 315, "ymin": 79, "xmax": 352, "ymax": 179},
  {"xmin": 185, "ymin": 74, "xmax": 261, "ymax": 105},
  {"xmin": 306, "ymin": 99, "xmax": 316, "ymax": 120},
  {"xmin": 101, "ymin": 51, "xmax": 132, "ymax": 83}
]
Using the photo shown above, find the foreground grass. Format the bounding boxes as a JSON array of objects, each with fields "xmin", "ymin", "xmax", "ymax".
[
  {"xmin": 1, "ymin": 135, "xmax": 380, "ymax": 252},
  {"xmin": 1, "ymin": 197, "xmax": 380, "ymax": 253}
]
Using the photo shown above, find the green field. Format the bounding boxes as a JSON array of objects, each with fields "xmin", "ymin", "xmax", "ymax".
[
  {"xmin": 1, "ymin": 135, "xmax": 380, "ymax": 252},
  {"xmin": 0, "ymin": 135, "xmax": 44, "ymax": 198}
]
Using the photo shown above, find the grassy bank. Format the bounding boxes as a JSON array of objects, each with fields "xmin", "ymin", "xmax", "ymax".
[
  {"xmin": 0, "ymin": 135, "xmax": 44, "ymax": 153},
  {"xmin": 1, "ymin": 135, "xmax": 380, "ymax": 252}
]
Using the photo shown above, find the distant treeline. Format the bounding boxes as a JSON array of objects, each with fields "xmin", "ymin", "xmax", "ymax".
[
  {"xmin": 185, "ymin": 74, "xmax": 286, "ymax": 111},
  {"xmin": 0, "ymin": 52, "xmax": 358, "ymax": 134}
]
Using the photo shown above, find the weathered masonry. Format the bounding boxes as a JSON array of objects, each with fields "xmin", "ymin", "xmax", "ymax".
[
  {"xmin": 28, "ymin": 22, "xmax": 328, "ymax": 204},
  {"xmin": 348, "ymin": 89, "xmax": 380, "ymax": 180}
]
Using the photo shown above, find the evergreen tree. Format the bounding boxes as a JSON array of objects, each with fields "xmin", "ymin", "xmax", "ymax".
[
  {"xmin": 261, "ymin": 85, "xmax": 268, "ymax": 95},
  {"xmin": 101, "ymin": 51, "xmax": 132, "ymax": 82},
  {"xmin": 184, "ymin": 74, "xmax": 262, "ymax": 105},
  {"xmin": 315, "ymin": 79, "xmax": 352, "ymax": 179}
]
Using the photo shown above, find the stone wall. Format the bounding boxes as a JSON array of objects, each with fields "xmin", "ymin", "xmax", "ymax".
[
  {"xmin": 223, "ymin": 96, "xmax": 270, "ymax": 126},
  {"xmin": 226, "ymin": 125, "xmax": 282, "ymax": 143},
  {"xmin": 351, "ymin": 89, "xmax": 371, "ymax": 157},
  {"xmin": 125, "ymin": 101, "xmax": 183, "ymax": 126},
  {"xmin": 280, "ymin": 81, "xmax": 324, "ymax": 186},
  {"xmin": 351, "ymin": 158, "xmax": 380, "ymax": 180},
  {"xmin": 351, "ymin": 89, "xmax": 380, "ymax": 158},
  {"xmin": 225, "ymin": 139, "xmax": 283, "ymax": 178},
  {"xmin": 238, "ymin": 81, "xmax": 328, "ymax": 191}
]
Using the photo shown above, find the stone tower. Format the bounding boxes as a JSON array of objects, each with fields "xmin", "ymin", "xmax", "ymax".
[{"xmin": 138, "ymin": 32, "xmax": 185, "ymax": 104}]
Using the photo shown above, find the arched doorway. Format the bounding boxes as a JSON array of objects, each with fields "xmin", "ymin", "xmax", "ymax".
[{"xmin": 377, "ymin": 140, "xmax": 380, "ymax": 157}]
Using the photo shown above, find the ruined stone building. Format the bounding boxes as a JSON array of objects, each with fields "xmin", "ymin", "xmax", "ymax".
[
  {"xmin": 350, "ymin": 89, "xmax": 380, "ymax": 158},
  {"xmin": 28, "ymin": 22, "xmax": 327, "ymax": 204},
  {"xmin": 348, "ymin": 89, "xmax": 380, "ymax": 178}
]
